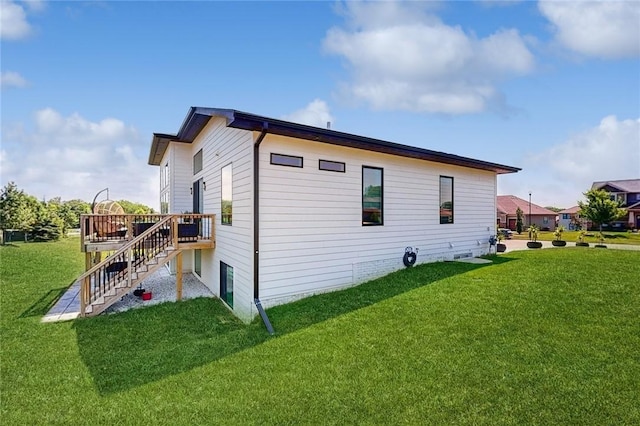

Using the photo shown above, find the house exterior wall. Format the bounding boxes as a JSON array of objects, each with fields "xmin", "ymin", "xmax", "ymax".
[
  {"xmin": 161, "ymin": 144, "xmax": 193, "ymax": 273},
  {"xmin": 558, "ymin": 214, "xmax": 573, "ymax": 230},
  {"xmin": 526, "ymin": 214, "xmax": 555, "ymax": 231},
  {"xmin": 160, "ymin": 118, "xmax": 255, "ymax": 320},
  {"xmin": 256, "ymin": 134, "xmax": 497, "ymax": 309},
  {"xmin": 187, "ymin": 117, "xmax": 255, "ymax": 320}
]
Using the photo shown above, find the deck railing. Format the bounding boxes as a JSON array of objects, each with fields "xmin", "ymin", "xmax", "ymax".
[
  {"xmin": 80, "ymin": 214, "xmax": 215, "ymax": 249},
  {"xmin": 78, "ymin": 214, "xmax": 215, "ymax": 316},
  {"xmin": 78, "ymin": 216, "xmax": 174, "ymax": 316}
]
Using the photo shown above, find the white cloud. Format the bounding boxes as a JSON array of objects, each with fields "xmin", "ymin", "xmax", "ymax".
[
  {"xmin": 0, "ymin": 1, "xmax": 33, "ymax": 39},
  {"xmin": 0, "ymin": 108, "xmax": 159, "ymax": 209},
  {"xmin": 543, "ymin": 115, "xmax": 640, "ymax": 183},
  {"xmin": 539, "ymin": 1, "xmax": 640, "ymax": 59},
  {"xmin": 282, "ymin": 99, "xmax": 335, "ymax": 128},
  {"xmin": 24, "ymin": 0, "xmax": 46, "ymax": 13},
  {"xmin": 0, "ymin": 71, "xmax": 28, "ymax": 89},
  {"xmin": 323, "ymin": 1, "xmax": 535, "ymax": 114},
  {"xmin": 499, "ymin": 115, "xmax": 640, "ymax": 208}
]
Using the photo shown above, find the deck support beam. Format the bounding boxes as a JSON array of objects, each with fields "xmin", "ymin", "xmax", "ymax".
[{"xmin": 176, "ymin": 252, "xmax": 183, "ymax": 301}]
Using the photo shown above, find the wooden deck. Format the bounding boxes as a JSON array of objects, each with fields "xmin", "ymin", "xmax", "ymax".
[
  {"xmin": 76, "ymin": 214, "xmax": 216, "ymax": 317},
  {"xmin": 80, "ymin": 213, "xmax": 215, "ymax": 253}
]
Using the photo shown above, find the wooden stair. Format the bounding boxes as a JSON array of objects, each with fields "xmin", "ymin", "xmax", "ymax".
[{"xmin": 78, "ymin": 216, "xmax": 182, "ymax": 317}]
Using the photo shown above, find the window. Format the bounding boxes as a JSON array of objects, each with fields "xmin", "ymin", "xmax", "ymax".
[
  {"xmin": 220, "ymin": 262, "xmax": 233, "ymax": 308},
  {"xmin": 194, "ymin": 249, "xmax": 202, "ymax": 277},
  {"xmin": 161, "ymin": 162, "xmax": 170, "ymax": 189},
  {"xmin": 221, "ymin": 163, "xmax": 232, "ymax": 225},
  {"xmin": 319, "ymin": 160, "xmax": 345, "ymax": 173},
  {"xmin": 193, "ymin": 149, "xmax": 203, "ymax": 174},
  {"xmin": 160, "ymin": 192, "xmax": 169, "ymax": 214},
  {"xmin": 439, "ymin": 176, "xmax": 454, "ymax": 224},
  {"xmin": 362, "ymin": 166, "xmax": 383, "ymax": 225},
  {"xmin": 271, "ymin": 153, "xmax": 303, "ymax": 168}
]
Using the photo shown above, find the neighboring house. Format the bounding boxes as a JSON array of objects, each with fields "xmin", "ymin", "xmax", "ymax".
[
  {"xmin": 497, "ymin": 195, "xmax": 557, "ymax": 231},
  {"xmin": 146, "ymin": 107, "xmax": 520, "ymax": 322},
  {"xmin": 591, "ymin": 179, "xmax": 640, "ymax": 229},
  {"xmin": 558, "ymin": 206, "xmax": 589, "ymax": 231}
]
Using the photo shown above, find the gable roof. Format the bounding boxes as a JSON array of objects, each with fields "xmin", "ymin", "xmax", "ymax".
[
  {"xmin": 149, "ymin": 107, "xmax": 521, "ymax": 175},
  {"xmin": 496, "ymin": 195, "xmax": 557, "ymax": 216},
  {"xmin": 592, "ymin": 179, "xmax": 640, "ymax": 193},
  {"xmin": 558, "ymin": 205, "xmax": 581, "ymax": 214}
]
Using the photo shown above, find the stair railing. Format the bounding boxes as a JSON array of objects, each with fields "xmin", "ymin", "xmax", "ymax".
[{"xmin": 79, "ymin": 216, "xmax": 175, "ymax": 316}]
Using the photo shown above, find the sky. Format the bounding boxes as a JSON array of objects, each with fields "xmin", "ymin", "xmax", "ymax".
[{"xmin": 1, "ymin": 0, "xmax": 639, "ymax": 211}]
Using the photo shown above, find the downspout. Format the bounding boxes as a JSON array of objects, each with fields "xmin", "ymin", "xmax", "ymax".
[{"xmin": 253, "ymin": 124, "xmax": 274, "ymax": 335}]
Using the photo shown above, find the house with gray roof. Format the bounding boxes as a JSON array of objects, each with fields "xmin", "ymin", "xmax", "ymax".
[{"xmin": 591, "ymin": 179, "xmax": 640, "ymax": 229}]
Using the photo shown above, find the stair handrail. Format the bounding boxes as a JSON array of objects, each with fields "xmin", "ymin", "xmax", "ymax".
[
  {"xmin": 79, "ymin": 216, "xmax": 175, "ymax": 315},
  {"xmin": 78, "ymin": 216, "xmax": 174, "ymax": 280}
]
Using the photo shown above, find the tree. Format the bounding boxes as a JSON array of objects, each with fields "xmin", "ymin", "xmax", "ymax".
[
  {"xmin": 578, "ymin": 189, "xmax": 627, "ymax": 233},
  {"xmin": 544, "ymin": 206, "xmax": 563, "ymax": 213},
  {"xmin": 0, "ymin": 182, "xmax": 38, "ymax": 233},
  {"xmin": 515, "ymin": 207, "xmax": 524, "ymax": 234},
  {"xmin": 60, "ymin": 199, "xmax": 91, "ymax": 229},
  {"xmin": 117, "ymin": 200, "xmax": 156, "ymax": 215},
  {"xmin": 31, "ymin": 218, "xmax": 63, "ymax": 242}
]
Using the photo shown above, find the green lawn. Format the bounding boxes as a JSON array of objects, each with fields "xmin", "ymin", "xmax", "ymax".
[
  {"xmin": 1, "ymin": 238, "xmax": 639, "ymax": 425},
  {"xmin": 511, "ymin": 230, "xmax": 640, "ymax": 245}
]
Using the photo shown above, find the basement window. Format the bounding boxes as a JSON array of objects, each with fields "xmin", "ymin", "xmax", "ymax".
[
  {"xmin": 220, "ymin": 262, "xmax": 233, "ymax": 308},
  {"xmin": 271, "ymin": 153, "xmax": 303, "ymax": 168}
]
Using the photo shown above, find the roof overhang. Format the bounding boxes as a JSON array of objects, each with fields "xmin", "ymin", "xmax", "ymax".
[{"xmin": 148, "ymin": 107, "xmax": 521, "ymax": 174}]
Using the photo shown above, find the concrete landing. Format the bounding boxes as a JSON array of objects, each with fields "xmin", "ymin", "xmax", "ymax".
[{"xmin": 455, "ymin": 257, "xmax": 493, "ymax": 264}]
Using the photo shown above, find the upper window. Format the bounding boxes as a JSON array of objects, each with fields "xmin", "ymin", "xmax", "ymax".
[
  {"xmin": 271, "ymin": 153, "xmax": 303, "ymax": 168},
  {"xmin": 319, "ymin": 160, "xmax": 346, "ymax": 173},
  {"xmin": 362, "ymin": 166, "xmax": 383, "ymax": 226},
  {"xmin": 161, "ymin": 162, "xmax": 169, "ymax": 189},
  {"xmin": 439, "ymin": 176, "xmax": 454, "ymax": 224},
  {"xmin": 221, "ymin": 163, "xmax": 232, "ymax": 225},
  {"xmin": 193, "ymin": 149, "xmax": 203, "ymax": 175}
]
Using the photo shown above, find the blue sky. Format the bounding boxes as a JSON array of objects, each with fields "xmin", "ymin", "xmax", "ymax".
[{"xmin": 2, "ymin": 0, "xmax": 639, "ymax": 210}]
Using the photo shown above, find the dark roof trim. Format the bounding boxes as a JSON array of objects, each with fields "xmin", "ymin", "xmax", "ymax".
[{"xmin": 148, "ymin": 107, "xmax": 521, "ymax": 174}]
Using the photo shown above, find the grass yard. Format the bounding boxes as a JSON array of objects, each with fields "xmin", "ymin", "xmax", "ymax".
[
  {"xmin": 511, "ymin": 230, "xmax": 640, "ymax": 245},
  {"xmin": 1, "ymin": 238, "xmax": 639, "ymax": 425}
]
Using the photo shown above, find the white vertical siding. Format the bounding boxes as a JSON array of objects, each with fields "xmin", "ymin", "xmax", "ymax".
[
  {"xmin": 187, "ymin": 118, "xmax": 255, "ymax": 321},
  {"xmin": 171, "ymin": 144, "xmax": 193, "ymax": 214},
  {"xmin": 258, "ymin": 135, "xmax": 497, "ymax": 307}
]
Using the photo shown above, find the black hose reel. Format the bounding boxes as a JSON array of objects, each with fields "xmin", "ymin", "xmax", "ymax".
[{"xmin": 403, "ymin": 247, "xmax": 418, "ymax": 267}]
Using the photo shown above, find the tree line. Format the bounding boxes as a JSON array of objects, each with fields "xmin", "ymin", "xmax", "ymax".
[{"xmin": 0, "ymin": 182, "xmax": 155, "ymax": 242}]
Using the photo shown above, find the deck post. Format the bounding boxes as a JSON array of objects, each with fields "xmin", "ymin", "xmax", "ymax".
[
  {"xmin": 176, "ymin": 251, "xmax": 183, "ymax": 301},
  {"xmin": 85, "ymin": 252, "xmax": 92, "ymax": 272}
]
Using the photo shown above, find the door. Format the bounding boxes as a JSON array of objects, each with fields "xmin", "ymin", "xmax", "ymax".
[
  {"xmin": 192, "ymin": 178, "xmax": 203, "ymax": 276},
  {"xmin": 508, "ymin": 219, "xmax": 516, "ymax": 230},
  {"xmin": 192, "ymin": 178, "xmax": 203, "ymax": 214}
]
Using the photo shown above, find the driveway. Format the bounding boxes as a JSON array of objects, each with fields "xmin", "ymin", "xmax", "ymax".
[{"xmin": 501, "ymin": 239, "xmax": 640, "ymax": 252}]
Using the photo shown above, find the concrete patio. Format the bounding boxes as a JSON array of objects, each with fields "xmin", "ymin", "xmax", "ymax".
[{"xmin": 42, "ymin": 267, "xmax": 214, "ymax": 323}]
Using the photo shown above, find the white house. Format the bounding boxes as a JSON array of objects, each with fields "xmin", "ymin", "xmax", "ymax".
[{"xmin": 148, "ymin": 107, "xmax": 520, "ymax": 324}]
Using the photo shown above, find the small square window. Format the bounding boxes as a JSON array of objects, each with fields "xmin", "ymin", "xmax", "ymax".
[
  {"xmin": 271, "ymin": 153, "xmax": 303, "ymax": 168},
  {"xmin": 319, "ymin": 160, "xmax": 346, "ymax": 173}
]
